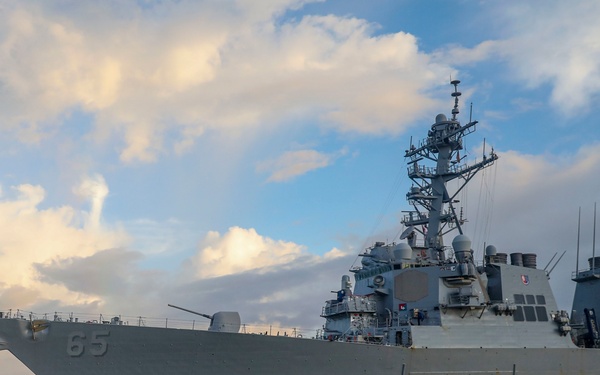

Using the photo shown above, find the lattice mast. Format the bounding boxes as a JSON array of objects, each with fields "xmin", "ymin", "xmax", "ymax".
[{"xmin": 403, "ymin": 80, "xmax": 498, "ymax": 262}]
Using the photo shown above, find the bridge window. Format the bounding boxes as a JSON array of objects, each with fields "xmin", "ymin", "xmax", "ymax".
[
  {"xmin": 513, "ymin": 306, "xmax": 524, "ymax": 321},
  {"xmin": 526, "ymin": 294, "xmax": 536, "ymax": 304},
  {"xmin": 523, "ymin": 306, "xmax": 536, "ymax": 321},
  {"xmin": 535, "ymin": 306, "xmax": 549, "ymax": 321},
  {"xmin": 512, "ymin": 294, "xmax": 548, "ymax": 322},
  {"xmin": 536, "ymin": 295, "xmax": 546, "ymax": 305},
  {"xmin": 513, "ymin": 294, "xmax": 525, "ymax": 304}
]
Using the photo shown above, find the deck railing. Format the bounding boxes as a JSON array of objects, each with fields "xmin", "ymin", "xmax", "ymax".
[{"xmin": 0, "ymin": 308, "xmax": 317, "ymax": 339}]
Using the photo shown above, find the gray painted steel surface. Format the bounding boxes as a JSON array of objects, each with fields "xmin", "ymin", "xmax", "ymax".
[{"xmin": 1, "ymin": 318, "xmax": 599, "ymax": 374}]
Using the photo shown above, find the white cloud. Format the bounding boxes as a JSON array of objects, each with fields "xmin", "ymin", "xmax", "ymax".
[
  {"xmin": 497, "ymin": 1, "xmax": 600, "ymax": 115},
  {"xmin": 323, "ymin": 247, "xmax": 345, "ymax": 259},
  {"xmin": 193, "ymin": 226, "xmax": 307, "ymax": 278},
  {"xmin": 72, "ymin": 174, "xmax": 109, "ymax": 230},
  {"xmin": 0, "ymin": 0, "xmax": 450, "ymax": 162},
  {"xmin": 432, "ymin": 40, "xmax": 500, "ymax": 66},
  {"xmin": 438, "ymin": 1, "xmax": 600, "ymax": 116},
  {"xmin": 191, "ymin": 226, "xmax": 348, "ymax": 279},
  {"xmin": 0, "ymin": 177, "xmax": 129, "ymax": 308},
  {"xmin": 256, "ymin": 148, "xmax": 347, "ymax": 182},
  {"xmin": 0, "ymin": 173, "xmax": 350, "ymax": 324}
]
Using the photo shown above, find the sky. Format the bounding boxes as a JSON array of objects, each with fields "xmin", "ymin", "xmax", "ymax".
[{"xmin": 1, "ymin": 0, "xmax": 600, "ymax": 372}]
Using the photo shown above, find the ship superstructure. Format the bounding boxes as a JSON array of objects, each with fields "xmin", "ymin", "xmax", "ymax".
[
  {"xmin": 568, "ymin": 205, "xmax": 600, "ymax": 348},
  {"xmin": 321, "ymin": 81, "xmax": 575, "ymax": 349},
  {"xmin": 571, "ymin": 254, "xmax": 600, "ymax": 347}
]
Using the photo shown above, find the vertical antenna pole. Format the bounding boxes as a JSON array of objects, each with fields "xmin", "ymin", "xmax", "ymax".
[
  {"xmin": 483, "ymin": 241, "xmax": 487, "ymax": 267},
  {"xmin": 469, "ymin": 102, "xmax": 473, "ymax": 123},
  {"xmin": 483, "ymin": 138, "xmax": 486, "ymax": 158},
  {"xmin": 594, "ymin": 202, "xmax": 597, "ymax": 271},
  {"xmin": 576, "ymin": 207, "xmax": 581, "ymax": 277}
]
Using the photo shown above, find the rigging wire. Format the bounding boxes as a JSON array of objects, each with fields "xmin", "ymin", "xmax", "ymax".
[
  {"xmin": 472, "ymin": 156, "xmax": 487, "ymax": 260},
  {"xmin": 350, "ymin": 163, "xmax": 406, "ymax": 269},
  {"xmin": 460, "ymin": 174, "xmax": 469, "ymax": 235},
  {"xmin": 471, "ymin": 159, "xmax": 497, "ymax": 261},
  {"xmin": 483, "ymin": 161, "xmax": 498, "ymax": 246}
]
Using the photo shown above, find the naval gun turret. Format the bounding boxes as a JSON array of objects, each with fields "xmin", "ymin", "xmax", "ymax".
[{"xmin": 168, "ymin": 304, "xmax": 241, "ymax": 333}]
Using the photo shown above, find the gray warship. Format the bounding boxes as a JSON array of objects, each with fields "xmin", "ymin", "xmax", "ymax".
[{"xmin": 2, "ymin": 81, "xmax": 600, "ymax": 374}]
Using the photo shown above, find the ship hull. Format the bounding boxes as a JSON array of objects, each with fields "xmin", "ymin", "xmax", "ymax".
[{"xmin": 1, "ymin": 319, "xmax": 599, "ymax": 375}]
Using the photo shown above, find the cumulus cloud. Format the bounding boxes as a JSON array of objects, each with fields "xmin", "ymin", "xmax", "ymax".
[
  {"xmin": 72, "ymin": 174, "xmax": 109, "ymax": 230},
  {"xmin": 481, "ymin": 145, "xmax": 600, "ymax": 244},
  {"xmin": 256, "ymin": 147, "xmax": 347, "ymax": 182},
  {"xmin": 0, "ymin": 0, "xmax": 449, "ymax": 162},
  {"xmin": 192, "ymin": 226, "xmax": 343, "ymax": 278},
  {"xmin": 0, "ymin": 172, "xmax": 350, "ymax": 322},
  {"xmin": 436, "ymin": 1, "xmax": 600, "ymax": 116},
  {"xmin": 0, "ymin": 177, "xmax": 129, "ymax": 309},
  {"xmin": 457, "ymin": 143, "xmax": 600, "ymax": 310},
  {"xmin": 496, "ymin": 1, "xmax": 600, "ymax": 115}
]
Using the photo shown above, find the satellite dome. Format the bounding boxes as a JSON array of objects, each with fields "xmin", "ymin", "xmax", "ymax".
[
  {"xmin": 452, "ymin": 234, "xmax": 471, "ymax": 252},
  {"xmin": 452, "ymin": 234, "xmax": 472, "ymax": 263},
  {"xmin": 394, "ymin": 243, "xmax": 412, "ymax": 260},
  {"xmin": 485, "ymin": 245, "xmax": 497, "ymax": 256}
]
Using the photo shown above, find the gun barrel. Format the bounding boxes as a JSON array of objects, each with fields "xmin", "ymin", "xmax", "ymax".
[{"xmin": 167, "ymin": 304, "xmax": 213, "ymax": 320}]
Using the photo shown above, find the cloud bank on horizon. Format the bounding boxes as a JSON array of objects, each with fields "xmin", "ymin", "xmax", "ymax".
[{"xmin": 0, "ymin": 4, "xmax": 600, "ymax": 373}]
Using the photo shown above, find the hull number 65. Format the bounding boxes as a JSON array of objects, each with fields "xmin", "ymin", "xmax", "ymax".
[{"xmin": 67, "ymin": 331, "xmax": 110, "ymax": 357}]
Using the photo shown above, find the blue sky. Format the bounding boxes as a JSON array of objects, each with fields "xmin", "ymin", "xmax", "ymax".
[{"xmin": 1, "ymin": 0, "xmax": 600, "ymax": 372}]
